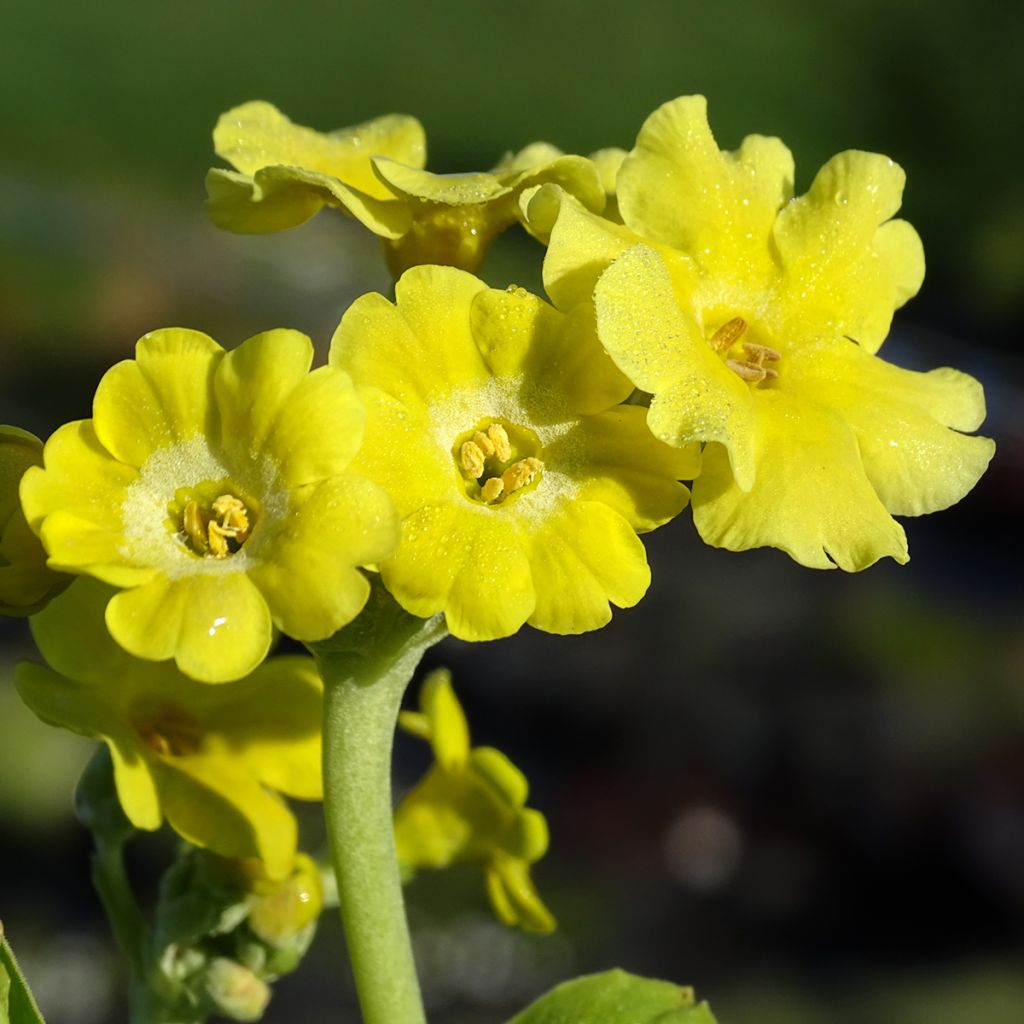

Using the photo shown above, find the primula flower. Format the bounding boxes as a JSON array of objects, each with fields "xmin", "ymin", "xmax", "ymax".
[
  {"xmin": 329, "ymin": 265, "xmax": 697, "ymax": 640},
  {"xmin": 395, "ymin": 669, "xmax": 554, "ymax": 932},
  {"xmin": 20, "ymin": 327, "xmax": 398, "ymax": 682},
  {"xmin": 207, "ymin": 100, "xmax": 605, "ymax": 276},
  {"xmin": 523, "ymin": 96, "xmax": 995, "ymax": 570},
  {"xmin": 0, "ymin": 426, "xmax": 68, "ymax": 615},
  {"xmin": 15, "ymin": 578, "xmax": 324, "ymax": 878}
]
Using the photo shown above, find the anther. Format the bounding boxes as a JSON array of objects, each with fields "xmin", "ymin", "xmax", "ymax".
[
  {"xmin": 726, "ymin": 359, "xmax": 769, "ymax": 383},
  {"xmin": 183, "ymin": 501, "xmax": 208, "ymax": 553},
  {"xmin": 460, "ymin": 441, "xmax": 486, "ymax": 479},
  {"xmin": 709, "ymin": 317, "xmax": 747, "ymax": 352},
  {"xmin": 212, "ymin": 495, "xmax": 250, "ymax": 540},
  {"xmin": 501, "ymin": 457, "xmax": 543, "ymax": 495},
  {"xmin": 207, "ymin": 521, "xmax": 232, "ymax": 558},
  {"xmin": 472, "ymin": 431, "xmax": 495, "ymax": 458},
  {"xmin": 480, "ymin": 478, "xmax": 504, "ymax": 503},
  {"xmin": 487, "ymin": 423, "xmax": 512, "ymax": 462},
  {"xmin": 743, "ymin": 342, "xmax": 781, "ymax": 365}
]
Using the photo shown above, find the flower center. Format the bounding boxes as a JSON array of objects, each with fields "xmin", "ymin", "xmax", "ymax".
[
  {"xmin": 134, "ymin": 706, "xmax": 202, "ymax": 758},
  {"xmin": 453, "ymin": 419, "xmax": 544, "ymax": 505},
  {"xmin": 707, "ymin": 317, "xmax": 780, "ymax": 386},
  {"xmin": 167, "ymin": 480, "xmax": 258, "ymax": 558}
]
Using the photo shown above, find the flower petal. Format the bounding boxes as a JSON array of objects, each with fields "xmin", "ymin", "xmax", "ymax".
[
  {"xmin": 258, "ymin": 366, "xmax": 366, "ymax": 488},
  {"xmin": 547, "ymin": 407, "xmax": 696, "ymax": 531},
  {"xmin": 419, "ymin": 668, "xmax": 470, "ymax": 772},
  {"xmin": 381, "ymin": 502, "xmax": 535, "ymax": 641},
  {"xmin": 202, "ymin": 656, "xmax": 324, "ymax": 800},
  {"xmin": 594, "ymin": 244, "xmax": 758, "ymax": 489},
  {"xmin": 214, "ymin": 101, "xmax": 425, "ymax": 195},
  {"xmin": 527, "ymin": 500, "xmax": 650, "ymax": 634},
  {"xmin": 692, "ymin": 389, "xmax": 909, "ymax": 571},
  {"xmin": 771, "ymin": 150, "xmax": 924, "ymax": 353},
  {"xmin": 154, "ymin": 755, "xmax": 297, "ymax": 879},
  {"xmin": 618, "ymin": 95, "xmax": 794, "ymax": 281},
  {"xmin": 250, "ymin": 475, "xmax": 397, "ymax": 642},
  {"xmin": 523, "ymin": 185, "xmax": 639, "ymax": 310},
  {"xmin": 470, "ymin": 287, "xmax": 632, "ymax": 417},
  {"xmin": 106, "ymin": 573, "xmax": 273, "ymax": 683},
  {"xmin": 330, "ymin": 266, "xmax": 489, "ymax": 409},
  {"xmin": 787, "ymin": 341, "xmax": 995, "ymax": 515},
  {"xmin": 93, "ymin": 329, "xmax": 223, "ymax": 468}
]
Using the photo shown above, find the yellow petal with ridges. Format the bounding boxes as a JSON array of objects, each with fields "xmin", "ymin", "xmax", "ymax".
[
  {"xmin": 527, "ymin": 500, "xmax": 650, "ymax": 634},
  {"xmin": 21, "ymin": 421, "xmax": 136, "ymax": 534},
  {"xmin": 618, "ymin": 95, "xmax": 794, "ymax": 281},
  {"xmin": 787, "ymin": 340, "xmax": 994, "ymax": 515},
  {"xmin": 419, "ymin": 669, "xmax": 470, "ymax": 772},
  {"xmin": 250, "ymin": 475, "xmax": 396, "ymax": 642},
  {"xmin": 771, "ymin": 150, "xmax": 923, "ymax": 354},
  {"xmin": 331, "ymin": 266, "xmax": 489, "ymax": 410},
  {"xmin": 106, "ymin": 573, "xmax": 273, "ymax": 683},
  {"xmin": 154, "ymin": 755, "xmax": 297, "ymax": 879},
  {"xmin": 547, "ymin": 407, "xmax": 696, "ymax": 532},
  {"xmin": 470, "ymin": 288, "xmax": 632, "ymax": 417},
  {"xmin": 595, "ymin": 243, "xmax": 758, "ymax": 489},
  {"xmin": 93, "ymin": 329, "xmax": 223, "ymax": 468},
  {"xmin": 214, "ymin": 101, "xmax": 425, "ymax": 194},
  {"xmin": 381, "ymin": 502, "xmax": 534, "ymax": 641},
  {"xmin": 202, "ymin": 655, "xmax": 323, "ymax": 800},
  {"xmin": 523, "ymin": 184, "xmax": 639, "ymax": 310},
  {"xmin": 214, "ymin": 329, "xmax": 314, "ymax": 456},
  {"xmin": 693, "ymin": 389, "xmax": 909, "ymax": 571},
  {"xmin": 259, "ymin": 366, "xmax": 365, "ymax": 488}
]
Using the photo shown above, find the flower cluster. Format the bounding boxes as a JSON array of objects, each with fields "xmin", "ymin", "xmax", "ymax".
[{"xmin": 5, "ymin": 94, "xmax": 994, "ymax": 897}]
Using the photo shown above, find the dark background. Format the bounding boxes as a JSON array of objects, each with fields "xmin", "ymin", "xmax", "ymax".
[{"xmin": 1, "ymin": 2, "xmax": 1022, "ymax": 1021}]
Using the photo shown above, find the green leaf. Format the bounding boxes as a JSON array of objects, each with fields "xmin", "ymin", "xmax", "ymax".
[
  {"xmin": 506, "ymin": 969, "xmax": 717, "ymax": 1024},
  {"xmin": 0, "ymin": 922, "xmax": 46, "ymax": 1024}
]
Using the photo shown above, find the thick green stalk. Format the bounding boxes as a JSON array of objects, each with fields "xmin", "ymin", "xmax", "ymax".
[{"xmin": 313, "ymin": 583, "xmax": 445, "ymax": 1024}]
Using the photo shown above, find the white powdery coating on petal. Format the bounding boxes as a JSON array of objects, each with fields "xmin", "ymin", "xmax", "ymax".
[
  {"xmin": 120, "ymin": 436, "xmax": 289, "ymax": 580},
  {"xmin": 426, "ymin": 375, "xmax": 580, "ymax": 524}
]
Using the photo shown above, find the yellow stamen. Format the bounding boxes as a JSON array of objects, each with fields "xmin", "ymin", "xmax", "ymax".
[
  {"xmin": 460, "ymin": 441, "xmax": 486, "ymax": 479},
  {"xmin": 137, "ymin": 709, "xmax": 202, "ymax": 757},
  {"xmin": 207, "ymin": 521, "xmax": 232, "ymax": 558},
  {"xmin": 743, "ymin": 342, "xmax": 781, "ymax": 365},
  {"xmin": 487, "ymin": 423, "xmax": 512, "ymax": 462},
  {"xmin": 501, "ymin": 457, "xmax": 543, "ymax": 495},
  {"xmin": 480, "ymin": 477, "xmax": 504, "ymax": 503},
  {"xmin": 212, "ymin": 494, "xmax": 251, "ymax": 541},
  {"xmin": 726, "ymin": 359, "xmax": 778, "ymax": 383},
  {"xmin": 472, "ymin": 431, "xmax": 495, "ymax": 458},
  {"xmin": 709, "ymin": 317, "xmax": 747, "ymax": 352},
  {"xmin": 183, "ymin": 501, "xmax": 208, "ymax": 553}
]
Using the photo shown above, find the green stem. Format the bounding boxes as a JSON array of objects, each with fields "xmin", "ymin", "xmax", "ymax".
[
  {"xmin": 313, "ymin": 582, "xmax": 446, "ymax": 1024},
  {"xmin": 91, "ymin": 839, "xmax": 147, "ymax": 978}
]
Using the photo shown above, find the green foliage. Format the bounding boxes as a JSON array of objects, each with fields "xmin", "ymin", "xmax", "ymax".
[
  {"xmin": 507, "ymin": 969, "xmax": 717, "ymax": 1024},
  {"xmin": 0, "ymin": 924, "xmax": 45, "ymax": 1024}
]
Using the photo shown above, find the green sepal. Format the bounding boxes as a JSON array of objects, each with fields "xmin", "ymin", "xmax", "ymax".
[
  {"xmin": 506, "ymin": 969, "xmax": 717, "ymax": 1024},
  {"xmin": 0, "ymin": 923, "xmax": 46, "ymax": 1024}
]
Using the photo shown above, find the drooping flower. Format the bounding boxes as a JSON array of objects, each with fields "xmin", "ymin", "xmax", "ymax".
[
  {"xmin": 395, "ymin": 669, "xmax": 554, "ymax": 932},
  {"xmin": 524, "ymin": 96, "xmax": 995, "ymax": 570},
  {"xmin": 20, "ymin": 327, "xmax": 398, "ymax": 682},
  {"xmin": 0, "ymin": 426, "xmax": 68, "ymax": 615},
  {"xmin": 329, "ymin": 265, "xmax": 697, "ymax": 641},
  {"xmin": 207, "ymin": 100, "xmax": 605, "ymax": 276},
  {"xmin": 15, "ymin": 578, "xmax": 324, "ymax": 878}
]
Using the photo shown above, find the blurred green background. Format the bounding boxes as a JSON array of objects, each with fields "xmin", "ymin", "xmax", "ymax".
[{"xmin": 2, "ymin": 1, "xmax": 1022, "ymax": 1022}]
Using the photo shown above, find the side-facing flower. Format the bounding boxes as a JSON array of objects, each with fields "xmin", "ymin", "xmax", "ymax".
[
  {"xmin": 20, "ymin": 327, "xmax": 398, "ymax": 682},
  {"xmin": 523, "ymin": 96, "xmax": 995, "ymax": 570},
  {"xmin": 15, "ymin": 578, "xmax": 323, "ymax": 878},
  {"xmin": 329, "ymin": 265, "xmax": 697, "ymax": 641},
  {"xmin": 395, "ymin": 669, "xmax": 554, "ymax": 932},
  {"xmin": 207, "ymin": 100, "xmax": 605, "ymax": 275},
  {"xmin": 0, "ymin": 426, "xmax": 68, "ymax": 615}
]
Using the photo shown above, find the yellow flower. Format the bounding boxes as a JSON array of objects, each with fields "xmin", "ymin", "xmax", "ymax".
[
  {"xmin": 395, "ymin": 669, "xmax": 554, "ymax": 932},
  {"xmin": 524, "ymin": 96, "xmax": 995, "ymax": 570},
  {"xmin": 20, "ymin": 327, "xmax": 398, "ymax": 682},
  {"xmin": 0, "ymin": 426, "xmax": 68, "ymax": 615},
  {"xmin": 207, "ymin": 100, "xmax": 605, "ymax": 275},
  {"xmin": 15, "ymin": 578, "xmax": 323, "ymax": 878},
  {"xmin": 329, "ymin": 265, "xmax": 697, "ymax": 640}
]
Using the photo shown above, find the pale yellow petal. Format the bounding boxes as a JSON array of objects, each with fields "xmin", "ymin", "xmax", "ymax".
[
  {"xmin": 527, "ymin": 501, "xmax": 650, "ymax": 634},
  {"xmin": 93, "ymin": 329, "xmax": 223, "ymax": 468},
  {"xmin": 692, "ymin": 390, "xmax": 909, "ymax": 571}
]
